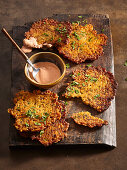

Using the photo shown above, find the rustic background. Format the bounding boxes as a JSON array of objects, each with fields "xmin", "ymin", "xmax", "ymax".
[{"xmin": 0, "ymin": 0, "xmax": 127, "ymax": 170}]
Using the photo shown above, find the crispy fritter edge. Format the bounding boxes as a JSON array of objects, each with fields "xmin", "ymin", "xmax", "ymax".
[{"xmin": 31, "ymin": 119, "xmax": 69, "ymax": 146}]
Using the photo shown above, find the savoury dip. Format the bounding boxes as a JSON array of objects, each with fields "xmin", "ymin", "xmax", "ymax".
[{"xmin": 29, "ymin": 62, "xmax": 61, "ymax": 84}]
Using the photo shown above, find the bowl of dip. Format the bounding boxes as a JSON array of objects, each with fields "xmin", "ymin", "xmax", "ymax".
[{"xmin": 24, "ymin": 52, "xmax": 66, "ymax": 89}]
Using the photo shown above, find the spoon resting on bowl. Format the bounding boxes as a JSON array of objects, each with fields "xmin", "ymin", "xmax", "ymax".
[{"xmin": 2, "ymin": 28, "xmax": 40, "ymax": 82}]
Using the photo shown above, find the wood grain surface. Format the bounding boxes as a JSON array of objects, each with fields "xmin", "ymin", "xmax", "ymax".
[{"xmin": 9, "ymin": 14, "xmax": 116, "ymax": 147}]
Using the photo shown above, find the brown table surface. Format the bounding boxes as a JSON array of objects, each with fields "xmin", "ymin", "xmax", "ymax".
[{"xmin": 0, "ymin": 0, "xmax": 127, "ymax": 170}]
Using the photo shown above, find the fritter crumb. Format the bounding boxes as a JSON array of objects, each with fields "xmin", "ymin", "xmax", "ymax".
[{"xmin": 72, "ymin": 111, "xmax": 108, "ymax": 128}]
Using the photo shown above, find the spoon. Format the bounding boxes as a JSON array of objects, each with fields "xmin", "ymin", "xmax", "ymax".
[{"xmin": 2, "ymin": 28, "xmax": 40, "ymax": 81}]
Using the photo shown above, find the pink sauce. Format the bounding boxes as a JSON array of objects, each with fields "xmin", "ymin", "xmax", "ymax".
[
  {"xmin": 21, "ymin": 37, "xmax": 52, "ymax": 53},
  {"xmin": 21, "ymin": 45, "xmax": 32, "ymax": 53},
  {"xmin": 29, "ymin": 62, "xmax": 61, "ymax": 84}
]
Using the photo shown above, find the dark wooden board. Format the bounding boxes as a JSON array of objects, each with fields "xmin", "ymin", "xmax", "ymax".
[{"xmin": 9, "ymin": 14, "xmax": 116, "ymax": 147}]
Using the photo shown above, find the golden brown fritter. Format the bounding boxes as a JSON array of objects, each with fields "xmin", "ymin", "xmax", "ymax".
[
  {"xmin": 8, "ymin": 90, "xmax": 69, "ymax": 146},
  {"xmin": 8, "ymin": 90, "xmax": 66, "ymax": 132},
  {"xmin": 32, "ymin": 119, "xmax": 69, "ymax": 146},
  {"xmin": 58, "ymin": 23, "xmax": 107, "ymax": 64},
  {"xmin": 64, "ymin": 65, "xmax": 117, "ymax": 112},
  {"xmin": 72, "ymin": 111, "xmax": 108, "ymax": 128},
  {"xmin": 24, "ymin": 18, "xmax": 72, "ymax": 47}
]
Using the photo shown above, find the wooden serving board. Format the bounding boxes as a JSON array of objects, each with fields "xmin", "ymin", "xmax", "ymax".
[{"xmin": 9, "ymin": 14, "xmax": 116, "ymax": 147}]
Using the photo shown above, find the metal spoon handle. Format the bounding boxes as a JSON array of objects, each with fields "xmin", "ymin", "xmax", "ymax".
[
  {"xmin": 2, "ymin": 27, "xmax": 29, "ymax": 61},
  {"xmin": 27, "ymin": 59, "xmax": 36, "ymax": 69}
]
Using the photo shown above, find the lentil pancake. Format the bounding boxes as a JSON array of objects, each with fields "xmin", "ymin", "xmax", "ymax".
[
  {"xmin": 8, "ymin": 90, "xmax": 69, "ymax": 146},
  {"xmin": 8, "ymin": 90, "xmax": 64, "ymax": 131},
  {"xmin": 24, "ymin": 18, "xmax": 72, "ymax": 48},
  {"xmin": 58, "ymin": 23, "xmax": 107, "ymax": 64},
  {"xmin": 64, "ymin": 65, "xmax": 117, "ymax": 112},
  {"xmin": 72, "ymin": 111, "xmax": 108, "ymax": 128}
]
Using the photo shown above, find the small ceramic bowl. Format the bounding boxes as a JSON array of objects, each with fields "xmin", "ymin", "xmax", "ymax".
[{"xmin": 24, "ymin": 52, "xmax": 66, "ymax": 89}]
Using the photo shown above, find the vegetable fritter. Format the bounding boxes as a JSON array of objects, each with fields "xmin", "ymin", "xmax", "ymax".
[
  {"xmin": 58, "ymin": 23, "xmax": 107, "ymax": 64},
  {"xmin": 8, "ymin": 90, "xmax": 69, "ymax": 146},
  {"xmin": 24, "ymin": 18, "xmax": 72, "ymax": 48},
  {"xmin": 32, "ymin": 119, "xmax": 69, "ymax": 146},
  {"xmin": 72, "ymin": 111, "xmax": 108, "ymax": 128},
  {"xmin": 64, "ymin": 65, "xmax": 117, "ymax": 112},
  {"xmin": 8, "ymin": 90, "xmax": 66, "ymax": 132}
]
